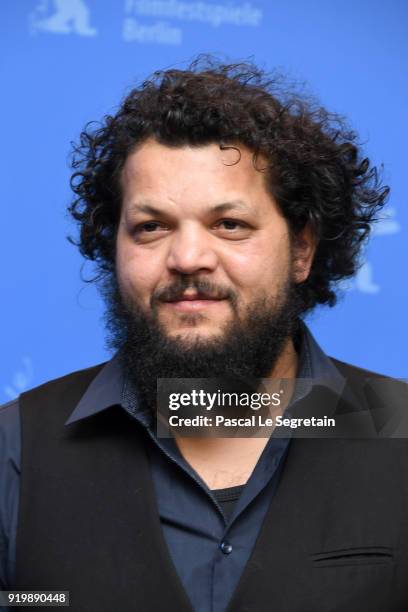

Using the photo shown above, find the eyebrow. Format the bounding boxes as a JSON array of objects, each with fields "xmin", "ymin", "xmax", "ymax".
[{"xmin": 127, "ymin": 200, "xmax": 251, "ymax": 215}]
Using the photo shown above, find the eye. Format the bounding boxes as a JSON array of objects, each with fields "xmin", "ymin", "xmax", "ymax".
[
  {"xmin": 132, "ymin": 221, "xmax": 169, "ymax": 242},
  {"xmin": 213, "ymin": 218, "xmax": 252, "ymax": 240},
  {"xmin": 216, "ymin": 219, "xmax": 246, "ymax": 230},
  {"xmin": 138, "ymin": 221, "xmax": 162, "ymax": 232}
]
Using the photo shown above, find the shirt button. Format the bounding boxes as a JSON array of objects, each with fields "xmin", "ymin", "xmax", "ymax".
[{"xmin": 220, "ymin": 541, "xmax": 233, "ymax": 555}]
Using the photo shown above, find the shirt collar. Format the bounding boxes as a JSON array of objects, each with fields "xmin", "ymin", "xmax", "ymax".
[
  {"xmin": 64, "ymin": 353, "xmax": 124, "ymax": 425},
  {"xmin": 64, "ymin": 321, "xmax": 347, "ymax": 426},
  {"xmin": 297, "ymin": 320, "xmax": 345, "ymax": 391}
]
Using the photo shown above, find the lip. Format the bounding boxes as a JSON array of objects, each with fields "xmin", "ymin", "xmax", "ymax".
[{"xmin": 163, "ymin": 298, "xmax": 227, "ymax": 312}]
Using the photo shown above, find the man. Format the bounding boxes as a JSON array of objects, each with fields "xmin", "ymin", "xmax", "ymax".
[{"xmin": 1, "ymin": 59, "xmax": 407, "ymax": 611}]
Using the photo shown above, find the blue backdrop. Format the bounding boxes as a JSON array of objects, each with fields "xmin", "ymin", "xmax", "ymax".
[{"xmin": 1, "ymin": 0, "xmax": 407, "ymax": 402}]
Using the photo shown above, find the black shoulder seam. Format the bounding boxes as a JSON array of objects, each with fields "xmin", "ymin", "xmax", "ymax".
[
  {"xmin": 329, "ymin": 357, "xmax": 395, "ymax": 381},
  {"xmin": 20, "ymin": 362, "xmax": 107, "ymax": 398}
]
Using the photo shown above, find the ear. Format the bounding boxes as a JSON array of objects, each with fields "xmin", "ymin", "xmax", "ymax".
[{"xmin": 291, "ymin": 223, "xmax": 317, "ymax": 284}]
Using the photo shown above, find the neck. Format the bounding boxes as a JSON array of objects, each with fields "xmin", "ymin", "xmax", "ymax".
[
  {"xmin": 267, "ymin": 336, "xmax": 298, "ymax": 379},
  {"xmin": 174, "ymin": 337, "xmax": 298, "ymax": 490}
]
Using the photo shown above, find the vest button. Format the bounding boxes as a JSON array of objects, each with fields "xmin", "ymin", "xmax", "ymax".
[{"xmin": 220, "ymin": 541, "xmax": 233, "ymax": 554}]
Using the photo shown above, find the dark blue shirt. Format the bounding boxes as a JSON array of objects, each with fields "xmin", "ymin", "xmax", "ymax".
[{"xmin": 0, "ymin": 323, "xmax": 345, "ymax": 612}]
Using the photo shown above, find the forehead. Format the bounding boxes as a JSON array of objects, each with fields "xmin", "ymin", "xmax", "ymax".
[{"xmin": 120, "ymin": 139, "xmax": 271, "ymax": 207}]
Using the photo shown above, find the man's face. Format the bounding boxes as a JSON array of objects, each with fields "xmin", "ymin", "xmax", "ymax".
[{"xmin": 116, "ymin": 139, "xmax": 304, "ymax": 346}]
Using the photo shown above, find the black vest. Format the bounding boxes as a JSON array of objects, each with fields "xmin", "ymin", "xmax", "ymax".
[{"xmin": 15, "ymin": 362, "xmax": 408, "ymax": 611}]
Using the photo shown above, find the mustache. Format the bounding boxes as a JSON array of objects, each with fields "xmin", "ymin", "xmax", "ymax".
[{"xmin": 151, "ymin": 279, "xmax": 238, "ymax": 307}]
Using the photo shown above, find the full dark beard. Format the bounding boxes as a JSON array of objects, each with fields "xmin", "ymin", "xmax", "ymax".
[{"xmin": 103, "ymin": 275, "xmax": 302, "ymax": 412}]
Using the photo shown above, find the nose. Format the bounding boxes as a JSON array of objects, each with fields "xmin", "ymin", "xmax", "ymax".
[{"xmin": 166, "ymin": 223, "xmax": 218, "ymax": 275}]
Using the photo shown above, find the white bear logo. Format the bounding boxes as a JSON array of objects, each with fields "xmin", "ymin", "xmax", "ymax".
[{"xmin": 30, "ymin": 0, "xmax": 97, "ymax": 37}]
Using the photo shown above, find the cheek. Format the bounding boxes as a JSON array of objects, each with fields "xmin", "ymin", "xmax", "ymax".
[
  {"xmin": 221, "ymin": 237, "xmax": 289, "ymax": 291},
  {"xmin": 115, "ymin": 242, "xmax": 162, "ymax": 299}
]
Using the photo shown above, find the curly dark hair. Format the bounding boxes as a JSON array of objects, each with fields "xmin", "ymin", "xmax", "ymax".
[{"xmin": 69, "ymin": 56, "xmax": 389, "ymax": 314}]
